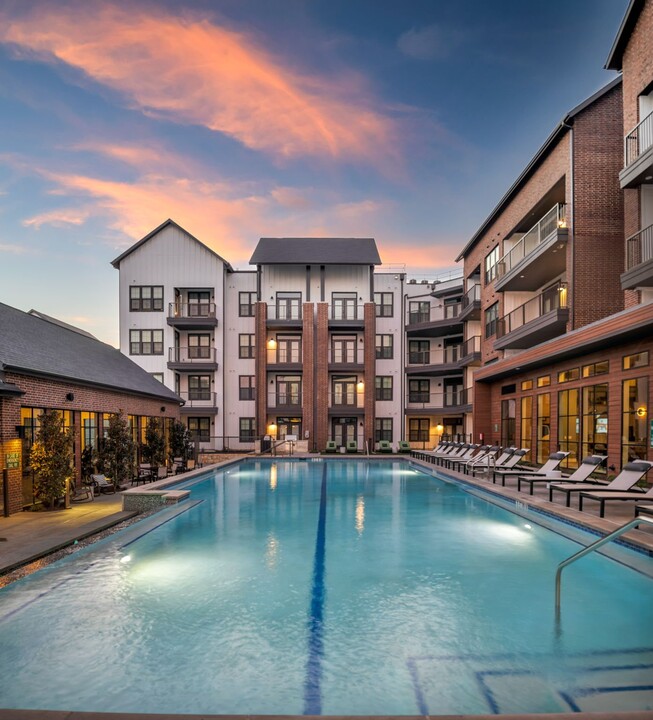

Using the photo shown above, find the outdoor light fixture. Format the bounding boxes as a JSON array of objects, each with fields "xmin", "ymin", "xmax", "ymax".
[
  {"xmin": 636, "ymin": 406, "xmax": 647, "ymax": 418},
  {"xmin": 267, "ymin": 338, "xmax": 277, "ymax": 350},
  {"xmin": 356, "ymin": 381, "xmax": 365, "ymax": 392}
]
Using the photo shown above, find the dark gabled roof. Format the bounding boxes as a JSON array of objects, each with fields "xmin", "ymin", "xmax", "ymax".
[
  {"xmin": 456, "ymin": 77, "xmax": 622, "ymax": 262},
  {"xmin": 605, "ymin": 0, "xmax": 645, "ymax": 70},
  {"xmin": 0, "ymin": 303, "xmax": 181, "ymax": 403},
  {"xmin": 250, "ymin": 237, "xmax": 381, "ymax": 265},
  {"xmin": 28, "ymin": 309, "xmax": 97, "ymax": 339},
  {"xmin": 110, "ymin": 219, "xmax": 234, "ymax": 271}
]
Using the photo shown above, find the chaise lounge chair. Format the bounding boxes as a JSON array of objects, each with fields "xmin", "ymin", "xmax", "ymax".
[
  {"xmin": 492, "ymin": 451, "xmax": 569, "ymax": 485},
  {"xmin": 442, "ymin": 444, "xmax": 480, "ymax": 469},
  {"xmin": 377, "ymin": 440, "xmax": 393, "ymax": 453},
  {"xmin": 91, "ymin": 473, "xmax": 116, "ymax": 494},
  {"xmin": 578, "ymin": 461, "xmax": 653, "ymax": 516},
  {"xmin": 517, "ymin": 455, "xmax": 607, "ymax": 495},
  {"xmin": 325, "ymin": 440, "xmax": 337, "ymax": 453},
  {"xmin": 549, "ymin": 460, "xmax": 653, "ymax": 508},
  {"xmin": 463, "ymin": 445, "xmax": 501, "ymax": 474}
]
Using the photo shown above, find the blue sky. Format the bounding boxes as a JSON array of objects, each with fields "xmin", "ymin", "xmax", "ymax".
[{"xmin": 0, "ymin": 0, "xmax": 627, "ymax": 345}]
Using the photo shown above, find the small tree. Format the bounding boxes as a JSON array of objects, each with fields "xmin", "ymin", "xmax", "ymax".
[
  {"xmin": 96, "ymin": 412, "xmax": 135, "ymax": 487},
  {"xmin": 169, "ymin": 420, "xmax": 192, "ymax": 463},
  {"xmin": 30, "ymin": 410, "xmax": 73, "ymax": 508},
  {"xmin": 80, "ymin": 444, "xmax": 95, "ymax": 482},
  {"xmin": 142, "ymin": 417, "xmax": 166, "ymax": 468}
]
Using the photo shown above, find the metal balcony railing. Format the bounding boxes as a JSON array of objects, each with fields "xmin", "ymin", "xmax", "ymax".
[
  {"xmin": 267, "ymin": 392, "xmax": 302, "ymax": 408},
  {"xmin": 168, "ymin": 346, "xmax": 217, "ymax": 363},
  {"xmin": 496, "ymin": 281, "xmax": 568, "ymax": 338},
  {"xmin": 267, "ymin": 348, "xmax": 302, "ymax": 364},
  {"xmin": 460, "ymin": 335, "xmax": 481, "ymax": 357},
  {"xmin": 267, "ymin": 304, "xmax": 303, "ymax": 321},
  {"xmin": 329, "ymin": 347, "xmax": 363, "ymax": 364},
  {"xmin": 168, "ymin": 302, "xmax": 216, "ymax": 319},
  {"xmin": 328, "ymin": 304, "xmax": 365, "ymax": 321},
  {"xmin": 494, "ymin": 204, "xmax": 567, "ymax": 281},
  {"xmin": 328, "ymin": 391, "xmax": 365, "ymax": 408},
  {"xmin": 461, "ymin": 284, "xmax": 481, "ymax": 309},
  {"xmin": 626, "ymin": 224, "xmax": 653, "ymax": 269},
  {"xmin": 407, "ymin": 345, "xmax": 462, "ymax": 365},
  {"xmin": 407, "ymin": 302, "xmax": 461, "ymax": 326},
  {"xmin": 624, "ymin": 111, "xmax": 653, "ymax": 167},
  {"xmin": 406, "ymin": 389, "xmax": 469, "ymax": 409},
  {"xmin": 178, "ymin": 391, "xmax": 217, "ymax": 406}
]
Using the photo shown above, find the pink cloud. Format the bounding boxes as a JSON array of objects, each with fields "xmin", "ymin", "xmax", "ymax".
[
  {"xmin": 0, "ymin": 3, "xmax": 401, "ymax": 168},
  {"xmin": 23, "ymin": 208, "xmax": 90, "ymax": 229}
]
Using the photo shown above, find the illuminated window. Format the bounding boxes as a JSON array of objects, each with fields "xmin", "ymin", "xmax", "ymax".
[
  {"xmin": 558, "ymin": 368, "xmax": 579, "ymax": 383},
  {"xmin": 623, "ymin": 351, "xmax": 649, "ymax": 370},
  {"xmin": 521, "ymin": 379, "xmax": 533, "ymax": 391},
  {"xmin": 537, "ymin": 375, "xmax": 551, "ymax": 387},
  {"xmin": 582, "ymin": 361, "xmax": 609, "ymax": 377}
]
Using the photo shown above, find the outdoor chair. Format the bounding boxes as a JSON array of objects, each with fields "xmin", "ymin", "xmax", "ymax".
[
  {"xmin": 346, "ymin": 440, "xmax": 358, "ymax": 453},
  {"xmin": 90, "ymin": 474, "xmax": 116, "ymax": 494},
  {"xmin": 469, "ymin": 447, "xmax": 517, "ymax": 477},
  {"xmin": 186, "ymin": 459, "xmax": 196, "ymax": 471},
  {"xmin": 492, "ymin": 451, "xmax": 569, "ymax": 485},
  {"xmin": 517, "ymin": 455, "xmax": 607, "ymax": 495},
  {"xmin": 549, "ymin": 460, "xmax": 653, "ymax": 508},
  {"xmin": 325, "ymin": 441, "xmax": 337, "ymax": 453},
  {"xmin": 578, "ymin": 461, "xmax": 653, "ymax": 516},
  {"xmin": 448, "ymin": 444, "xmax": 490, "ymax": 472},
  {"xmin": 71, "ymin": 480, "xmax": 94, "ymax": 502},
  {"xmin": 462, "ymin": 445, "xmax": 501, "ymax": 474},
  {"xmin": 377, "ymin": 440, "xmax": 393, "ymax": 453},
  {"xmin": 397, "ymin": 440, "xmax": 411, "ymax": 453}
]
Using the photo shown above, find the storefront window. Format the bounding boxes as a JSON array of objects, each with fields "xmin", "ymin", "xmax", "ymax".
[
  {"xmin": 622, "ymin": 377, "xmax": 648, "ymax": 466},
  {"xmin": 520, "ymin": 396, "xmax": 532, "ymax": 451},
  {"xmin": 582, "ymin": 384, "xmax": 608, "ymax": 465},
  {"xmin": 536, "ymin": 393, "xmax": 550, "ymax": 464},
  {"xmin": 558, "ymin": 389, "xmax": 579, "ymax": 468},
  {"xmin": 501, "ymin": 399, "xmax": 515, "ymax": 448}
]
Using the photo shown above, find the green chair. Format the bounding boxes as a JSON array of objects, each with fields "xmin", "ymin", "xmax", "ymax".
[
  {"xmin": 325, "ymin": 440, "xmax": 337, "ymax": 453},
  {"xmin": 378, "ymin": 440, "xmax": 393, "ymax": 453},
  {"xmin": 346, "ymin": 440, "xmax": 358, "ymax": 453},
  {"xmin": 397, "ymin": 440, "xmax": 411, "ymax": 453}
]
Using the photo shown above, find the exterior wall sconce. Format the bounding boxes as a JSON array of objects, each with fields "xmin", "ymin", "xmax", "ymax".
[
  {"xmin": 356, "ymin": 381, "xmax": 365, "ymax": 392},
  {"xmin": 267, "ymin": 423, "xmax": 277, "ymax": 436},
  {"xmin": 267, "ymin": 338, "xmax": 277, "ymax": 350}
]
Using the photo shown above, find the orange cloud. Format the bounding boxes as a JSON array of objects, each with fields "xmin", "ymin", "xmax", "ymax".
[
  {"xmin": 0, "ymin": 3, "xmax": 400, "ymax": 168},
  {"xmin": 23, "ymin": 208, "xmax": 90, "ymax": 229}
]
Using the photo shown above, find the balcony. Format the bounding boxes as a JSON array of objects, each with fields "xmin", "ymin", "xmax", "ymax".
[
  {"xmin": 266, "ymin": 304, "xmax": 303, "ymax": 329},
  {"xmin": 620, "ymin": 111, "xmax": 653, "ymax": 189},
  {"xmin": 405, "ymin": 388, "xmax": 471, "ymax": 414},
  {"xmin": 178, "ymin": 391, "xmax": 218, "ymax": 414},
  {"xmin": 328, "ymin": 346, "xmax": 364, "ymax": 371},
  {"xmin": 266, "ymin": 347, "xmax": 303, "ymax": 372},
  {"xmin": 621, "ymin": 224, "xmax": 653, "ymax": 289},
  {"xmin": 167, "ymin": 346, "xmax": 218, "ymax": 371},
  {"xmin": 167, "ymin": 302, "xmax": 217, "ymax": 329},
  {"xmin": 328, "ymin": 304, "xmax": 365, "ymax": 328},
  {"xmin": 405, "ymin": 345, "xmax": 465, "ymax": 375},
  {"xmin": 494, "ymin": 204, "xmax": 568, "ymax": 292},
  {"xmin": 458, "ymin": 335, "xmax": 481, "ymax": 366},
  {"xmin": 267, "ymin": 392, "xmax": 303, "ymax": 411},
  {"xmin": 406, "ymin": 302, "xmax": 463, "ymax": 336},
  {"xmin": 458, "ymin": 285, "xmax": 481, "ymax": 321},
  {"xmin": 327, "ymin": 391, "xmax": 365, "ymax": 415},
  {"xmin": 494, "ymin": 282, "xmax": 569, "ymax": 350}
]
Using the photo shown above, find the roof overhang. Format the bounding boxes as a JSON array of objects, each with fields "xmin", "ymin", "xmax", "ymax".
[{"xmin": 605, "ymin": 0, "xmax": 645, "ymax": 70}]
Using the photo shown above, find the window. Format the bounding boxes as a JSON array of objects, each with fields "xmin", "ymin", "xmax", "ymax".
[
  {"xmin": 501, "ymin": 383, "xmax": 516, "ymax": 395},
  {"xmin": 332, "ymin": 376, "xmax": 357, "ymax": 406},
  {"xmin": 239, "ymin": 418, "xmax": 256, "ymax": 442},
  {"xmin": 558, "ymin": 368, "xmax": 580, "ymax": 383},
  {"xmin": 521, "ymin": 380, "xmax": 533, "ymax": 391},
  {"xmin": 408, "ymin": 301, "xmax": 430, "ymax": 325},
  {"xmin": 582, "ymin": 383, "xmax": 608, "ymax": 462},
  {"xmin": 130, "ymin": 329, "xmax": 163, "ymax": 355},
  {"xmin": 520, "ymin": 396, "xmax": 532, "ymax": 451},
  {"xmin": 239, "ymin": 291, "xmax": 256, "ymax": 317},
  {"xmin": 332, "ymin": 292, "xmax": 358, "ymax": 320},
  {"xmin": 276, "ymin": 292, "xmax": 302, "ymax": 320},
  {"xmin": 409, "ymin": 379, "xmax": 430, "ymax": 403},
  {"xmin": 130, "ymin": 285, "xmax": 163, "ymax": 312},
  {"xmin": 239, "ymin": 334, "xmax": 255, "ymax": 359},
  {"xmin": 484, "ymin": 302, "xmax": 499, "ymax": 338},
  {"xmin": 151, "ymin": 373, "xmax": 164, "ymax": 383},
  {"xmin": 331, "ymin": 336, "xmax": 357, "ymax": 364},
  {"xmin": 188, "ymin": 375, "xmax": 211, "ymax": 401},
  {"xmin": 375, "ymin": 418, "xmax": 393, "ymax": 443},
  {"xmin": 375, "ymin": 376, "xmax": 393, "ymax": 401},
  {"xmin": 277, "ymin": 417, "xmax": 302, "ymax": 439},
  {"xmin": 239, "ymin": 376, "xmax": 255, "ymax": 400},
  {"xmin": 582, "ymin": 360, "xmax": 609, "ymax": 377},
  {"xmin": 277, "ymin": 335, "xmax": 302, "ymax": 363},
  {"xmin": 187, "ymin": 291, "xmax": 211, "ymax": 317},
  {"xmin": 484, "ymin": 245, "xmax": 500, "ymax": 285},
  {"xmin": 623, "ymin": 351, "xmax": 649, "ymax": 370},
  {"xmin": 408, "ymin": 340, "xmax": 429, "ymax": 364},
  {"xmin": 276, "ymin": 376, "xmax": 302, "ymax": 406},
  {"xmin": 187, "ymin": 417, "xmax": 210, "ymax": 442},
  {"xmin": 558, "ymin": 388, "xmax": 580, "ymax": 468},
  {"xmin": 536, "ymin": 393, "xmax": 551, "ymax": 464},
  {"xmin": 501, "ymin": 399, "xmax": 516, "ymax": 447},
  {"xmin": 375, "ymin": 334, "xmax": 393, "ymax": 359},
  {"xmin": 374, "ymin": 292, "xmax": 393, "ymax": 317},
  {"xmin": 622, "ymin": 377, "xmax": 648, "ymax": 466},
  {"xmin": 188, "ymin": 333, "xmax": 211, "ymax": 359},
  {"xmin": 537, "ymin": 375, "xmax": 551, "ymax": 387},
  {"xmin": 409, "ymin": 418, "xmax": 430, "ymax": 442}
]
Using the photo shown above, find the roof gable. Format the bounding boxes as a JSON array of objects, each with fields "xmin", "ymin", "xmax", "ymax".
[{"xmin": 250, "ymin": 237, "xmax": 381, "ymax": 265}]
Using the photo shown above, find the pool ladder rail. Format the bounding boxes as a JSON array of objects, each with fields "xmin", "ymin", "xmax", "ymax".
[{"xmin": 555, "ymin": 515, "xmax": 653, "ymax": 621}]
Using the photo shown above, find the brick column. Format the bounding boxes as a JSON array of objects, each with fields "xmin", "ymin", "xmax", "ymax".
[
  {"xmin": 472, "ymin": 380, "xmax": 492, "ymax": 444},
  {"xmin": 315, "ymin": 304, "xmax": 329, "ymax": 450},
  {"xmin": 255, "ymin": 302, "xmax": 268, "ymax": 436},
  {"xmin": 302, "ymin": 302, "xmax": 315, "ymax": 451},
  {"xmin": 363, "ymin": 303, "xmax": 376, "ymax": 449},
  {"xmin": 0, "ymin": 394, "xmax": 25, "ymax": 514}
]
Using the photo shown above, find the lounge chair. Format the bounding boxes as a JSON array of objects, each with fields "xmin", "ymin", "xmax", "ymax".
[
  {"xmin": 186, "ymin": 459, "xmax": 196, "ymax": 471},
  {"xmin": 91, "ymin": 474, "xmax": 116, "ymax": 494},
  {"xmin": 377, "ymin": 440, "xmax": 393, "ymax": 453},
  {"xmin": 578, "ymin": 461, "xmax": 653, "ymax": 516},
  {"xmin": 71, "ymin": 480, "xmax": 94, "ymax": 502},
  {"xmin": 492, "ymin": 451, "xmax": 569, "ymax": 485},
  {"xmin": 346, "ymin": 440, "xmax": 358, "ymax": 453},
  {"xmin": 635, "ymin": 504, "xmax": 653, "ymax": 519},
  {"xmin": 463, "ymin": 445, "xmax": 501, "ymax": 474},
  {"xmin": 549, "ymin": 460, "xmax": 653, "ymax": 508},
  {"xmin": 517, "ymin": 455, "xmax": 607, "ymax": 495},
  {"xmin": 397, "ymin": 440, "xmax": 411, "ymax": 453},
  {"xmin": 449, "ymin": 444, "xmax": 490, "ymax": 472},
  {"xmin": 442, "ymin": 444, "xmax": 480, "ymax": 469},
  {"xmin": 438, "ymin": 443, "xmax": 470, "ymax": 465},
  {"xmin": 469, "ymin": 446, "xmax": 518, "ymax": 477},
  {"xmin": 325, "ymin": 441, "xmax": 337, "ymax": 453}
]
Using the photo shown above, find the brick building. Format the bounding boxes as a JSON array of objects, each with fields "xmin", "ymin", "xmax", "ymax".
[{"xmin": 0, "ymin": 303, "xmax": 182, "ymax": 515}]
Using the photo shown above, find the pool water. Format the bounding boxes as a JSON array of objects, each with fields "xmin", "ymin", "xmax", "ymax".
[{"xmin": 0, "ymin": 459, "xmax": 652, "ymax": 715}]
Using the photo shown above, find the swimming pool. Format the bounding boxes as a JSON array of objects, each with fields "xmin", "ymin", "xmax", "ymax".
[{"xmin": 0, "ymin": 459, "xmax": 652, "ymax": 715}]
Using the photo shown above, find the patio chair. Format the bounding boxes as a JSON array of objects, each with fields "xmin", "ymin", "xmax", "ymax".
[
  {"xmin": 635, "ymin": 503, "xmax": 653, "ymax": 519},
  {"xmin": 346, "ymin": 440, "xmax": 358, "ymax": 453},
  {"xmin": 156, "ymin": 466, "xmax": 168, "ymax": 481},
  {"xmin": 90, "ymin": 474, "xmax": 116, "ymax": 494},
  {"xmin": 442, "ymin": 443, "xmax": 477, "ymax": 468},
  {"xmin": 462, "ymin": 445, "xmax": 501, "ymax": 474},
  {"xmin": 469, "ymin": 447, "xmax": 518, "ymax": 477},
  {"xmin": 492, "ymin": 451, "xmax": 569, "ymax": 485},
  {"xmin": 71, "ymin": 479, "xmax": 94, "ymax": 502},
  {"xmin": 377, "ymin": 440, "xmax": 393, "ymax": 453},
  {"xmin": 448, "ymin": 444, "xmax": 490, "ymax": 472},
  {"xmin": 186, "ymin": 459, "xmax": 196, "ymax": 471},
  {"xmin": 517, "ymin": 455, "xmax": 607, "ymax": 495},
  {"xmin": 549, "ymin": 460, "xmax": 653, "ymax": 508},
  {"xmin": 325, "ymin": 441, "xmax": 337, "ymax": 453},
  {"xmin": 397, "ymin": 440, "xmax": 411, "ymax": 453},
  {"xmin": 578, "ymin": 461, "xmax": 653, "ymax": 516}
]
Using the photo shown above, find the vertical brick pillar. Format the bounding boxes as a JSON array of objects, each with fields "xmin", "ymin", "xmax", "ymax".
[
  {"xmin": 363, "ymin": 303, "xmax": 376, "ymax": 450},
  {"xmin": 302, "ymin": 302, "xmax": 315, "ymax": 451},
  {"xmin": 0, "ymin": 395, "xmax": 24, "ymax": 514},
  {"xmin": 255, "ymin": 302, "xmax": 268, "ymax": 436},
  {"xmin": 315, "ymin": 303, "xmax": 329, "ymax": 450},
  {"xmin": 472, "ymin": 380, "xmax": 492, "ymax": 444},
  {"xmin": 72, "ymin": 410, "xmax": 82, "ymax": 486}
]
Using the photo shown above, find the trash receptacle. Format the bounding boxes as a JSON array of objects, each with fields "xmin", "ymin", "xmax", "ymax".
[{"xmin": 261, "ymin": 435, "xmax": 272, "ymax": 452}]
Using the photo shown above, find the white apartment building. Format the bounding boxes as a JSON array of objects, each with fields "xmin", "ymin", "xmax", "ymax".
[{"xmin": 112, "ymin": 219, "xmax": 472, "ymax": 453}]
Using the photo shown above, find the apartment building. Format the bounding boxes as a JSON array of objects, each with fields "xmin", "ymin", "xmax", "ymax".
[
  {"xmin": 459, "ymin": 0, "xmax": 653, "ymax": 472},
  {"xmin": 113, "ymin": 224, "xmax": 466, "ymax": 453}
]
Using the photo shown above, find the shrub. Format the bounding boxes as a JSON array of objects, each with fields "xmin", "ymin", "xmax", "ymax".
[{"xmin": 30, "ymin": 410, "xmax": 73, "ymax": 508}]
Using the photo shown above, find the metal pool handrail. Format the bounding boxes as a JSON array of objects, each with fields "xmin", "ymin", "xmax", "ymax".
[{"xmin": 555, "ymin": 515, "xmax": 653, "ymax": 618}]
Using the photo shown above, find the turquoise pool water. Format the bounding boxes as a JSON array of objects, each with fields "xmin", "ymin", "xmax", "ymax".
[{"xmin": 0, "ymin": 459, "xmax": 652, "ymax": 715}]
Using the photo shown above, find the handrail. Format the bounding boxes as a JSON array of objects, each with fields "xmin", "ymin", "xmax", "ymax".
[
  {"xmin": 260, "ymin": 439, "xmax": 295, "ymax": 457},
  {"xmin": 555, "ymin": 516, "xmax": 653, "ymax": 618},
  {"xmin": 624, "ymin": 109, "xmax": 653, "ymax": 166}
]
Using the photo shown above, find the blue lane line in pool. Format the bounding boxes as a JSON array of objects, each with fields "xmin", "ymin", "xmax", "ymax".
[
  {"xmin": 406, "ymin": 657, "xmax": 429, "ymax": 715},
  {"xmin": 303, "ymin": 462, "xmax": 328, "ymax": 715}
]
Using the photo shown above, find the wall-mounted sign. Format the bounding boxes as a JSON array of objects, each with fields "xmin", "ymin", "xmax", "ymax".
[
  {"xmin": 650, "ymin": 419, "xmax": 653, "ymax": 448},
  {"xmin": 5, "ymin": 452, "xmax": 20, "ymax": 469}
]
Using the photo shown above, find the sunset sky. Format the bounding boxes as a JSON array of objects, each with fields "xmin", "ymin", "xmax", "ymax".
[{"xmin": 0, "ymin": 0, "xmax": 627, "ymax": 345}]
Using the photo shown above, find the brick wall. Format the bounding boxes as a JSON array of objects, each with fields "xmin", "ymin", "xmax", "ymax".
[
  {"xmin": 254, "ymin": 302, "xmax": 268, "ymax": 436},
  {"xmin": 315, "ymin": 304, "xmax": 329, "ymax": 450},
  {"xmin": 363, "ymin": 303, "xmax": 376, "ymax": 449},
  {"xmin": 302, "ymin": 302, "xmax": 315, "ymax": 451}
]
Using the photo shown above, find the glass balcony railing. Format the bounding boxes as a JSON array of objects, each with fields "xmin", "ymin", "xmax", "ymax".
[
  {"xmin": 625, "ymin": 111, "xmax": 653, "ymax": 167},
  {"xmin": 328, "ymin": 304, "xmax": 365, "ymax": 321},
  {"xmin": 626, "ymin": 224, "xmax": 653, "ymax": 269},
  {"xmin": 496, "ymin": 282, "xmax": 568, "ymax": 338}
]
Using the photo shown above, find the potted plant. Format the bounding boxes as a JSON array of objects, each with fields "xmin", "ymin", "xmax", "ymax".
[{"xmin": 29, "ymin": 410, "xmax": 73, "ymax": 509}]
